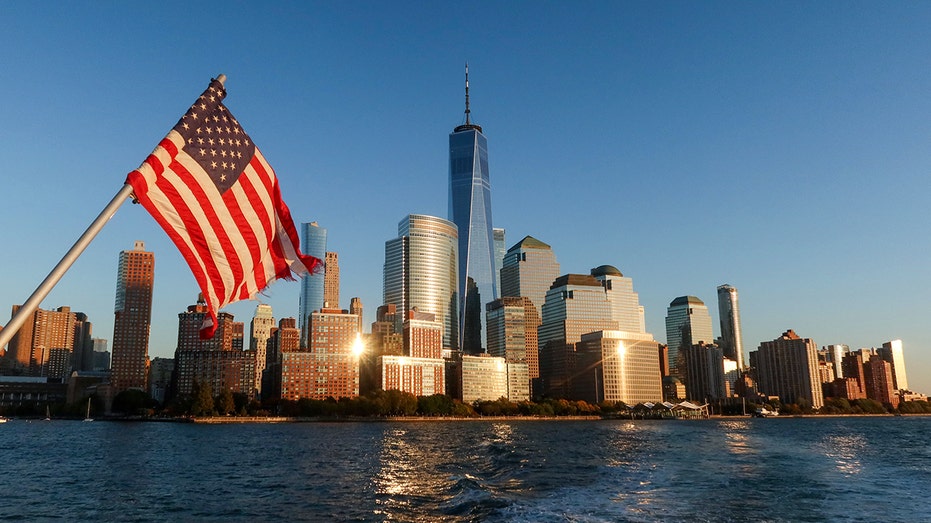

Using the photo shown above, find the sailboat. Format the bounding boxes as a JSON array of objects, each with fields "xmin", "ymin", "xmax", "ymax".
[
  {"xmin": 83, "ymin": 398, "xmax": 94, "ymax": 422},
  {"xmin": 44, "ymin": 405, "xmax": 51, "ymax": 421}
]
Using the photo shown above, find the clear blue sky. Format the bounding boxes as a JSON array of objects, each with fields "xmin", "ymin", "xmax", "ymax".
[{"xmin": 2, "ymin": 3, "xmax": 929, "ymax": 393}]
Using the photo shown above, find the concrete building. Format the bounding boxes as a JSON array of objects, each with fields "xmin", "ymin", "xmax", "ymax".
[
  {"xmin": 681, "ymin": 342, "xmax": 726, "ymax": 402},
  {"xmin": 6, "ymin": 305, "xmax": 78, "ymax": 378},
  {"xmin": 486, "ymin": 296, "xmax": 540, "ymax": 381},
  {"xmin": 110, "ymin": 241, "xmax": 154, "ymax": 392},
  {"xmin": 575, "ymin": 330, "xmax": 663, "ymax": 405},
  {"xmin": 280, "ymin": 308, "xmax": 361, "ymax": 401},
  {"xmin": 173, "ymin": 297, "xmax": 254, "ymax": 398},
  {"xmin": 250, "ymin": 304, "xmax": 275, "ymax": 397},
  {"xmin": 460, "ymin": 353, "xmax": 509, "ymax": 403},
  {"xmin": 538, "ymin": 274, "xmax": 618, "ymax": 399},
  {"xmin": 377, "ymin": 355, "xmax": 445, "ymax": 397},
  {"xmin": 752, "ymin": 329, "xmax": 823, "ymax": 409}
]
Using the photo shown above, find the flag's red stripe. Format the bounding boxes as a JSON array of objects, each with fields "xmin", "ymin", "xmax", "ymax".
[
  {"xmin": 153, "ymin": 161, "xmax": 232, "ymax": 304},
  {"xmin": 161, "ymin": 157, "xmax": 248, "ymax": 306},
  {"xmin": 247, "ymin": 156, "xmax": 290, "ymax": 277},
  {"xmin": 235, "ymin": 169, "xmax": 275, "ymax": 300}
]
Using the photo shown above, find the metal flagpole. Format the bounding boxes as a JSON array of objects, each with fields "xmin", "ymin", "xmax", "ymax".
[{"xmin": 0, "ymin": 183, "xmax": 135, "ymax": 351}]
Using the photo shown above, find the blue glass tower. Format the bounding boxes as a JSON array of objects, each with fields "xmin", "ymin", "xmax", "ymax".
[
  {"xmin": 449, "ymin": 65, "xmax": 497, "ymax": 353},
  {"xmin": 299, "ymin": 221, "xmax": 327, "ymax": 348}
]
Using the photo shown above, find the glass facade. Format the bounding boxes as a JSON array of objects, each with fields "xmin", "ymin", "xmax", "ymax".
[
  {"xmin": 383, "ymin": 214, "xmax": 459, "ymax": 350},
  {"xmin": 578, "ymin": 330, "xmax": 663, "ymax": 405},
  {"xmin": 299, "ymin": 222, "xmax": 327, "ymax": 347},
  {"xmin": 664, "ymin": 296, "xmax": 714, "ymax": 376},
  {"xmin": 716, "ymin": 284, "xmax": 744, "ymax": 369},
  {"xmin": 450, "ymin": 125, "xmax": 497, "ymax": 353}
]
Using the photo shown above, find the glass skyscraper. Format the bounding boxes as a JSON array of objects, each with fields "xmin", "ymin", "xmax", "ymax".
[
  {"xmin": 716, "ymin": 284, "xmax": 744, "ymax": 370},
  {"xmin": 383, "ymin": 214, "xmax": 459, "ymax": 350},
  {"xmin": 664, "ymin": 295, "xmax": 714, "ymax": 376},
  {"xmin": 299, "ymin": 222, "xmax": 327, "ymax": 347},
  {"xmin": 449, "ymin": 65, "xmax": 497, "ymax": 353}
]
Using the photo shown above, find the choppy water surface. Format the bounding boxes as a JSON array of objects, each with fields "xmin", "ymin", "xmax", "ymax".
[{"xmin": 2, "ymin": 416, "xmax": 929, "ymax": 522}]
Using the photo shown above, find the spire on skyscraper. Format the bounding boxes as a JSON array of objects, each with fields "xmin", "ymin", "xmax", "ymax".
[{"xmin": 455, "ymin": 63, "xmax": 482, "ymax": 133}]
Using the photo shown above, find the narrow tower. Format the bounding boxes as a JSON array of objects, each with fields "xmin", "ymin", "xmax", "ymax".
[{"xmin": 449, "ymin": 64, "xmax": 497, "ymax": 353}]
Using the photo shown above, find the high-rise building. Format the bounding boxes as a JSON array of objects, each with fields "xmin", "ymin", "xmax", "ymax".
[
  {"xmin": 7, "ymin": 305, "xmax": 78, "ymax": 378},
  {"xmin": 493, "ymin": 227, "xmax": 506, "ymax": 295},
  {"xmin": 324, "ymin": 251, "xmax": 340, "ymax": 309},
  {"xmin": 716, "ymin": 284, "xmax": 744, "ymax": 370},
  {"xmin": 499, "ymin": 236, "xmax": 559, "ymax": 372},
  {"xmin": 384, "ymin": 214, "xmax": 459, "ymax": 350},
  {"xmin": 349, "ymin": 297, "xmax": 363, "ymax": 334},
  {"xmin": 591, "ymin": 265, "xmax": 646, "ymax": 333},
  {"xmin": 538, "ymin": 274, "xmax": 618, "ymax": 398},
  {"xmin": 823, "ymin": 344, "xmax": 849, "ymax": 380},
  {"xmin": 460, "ymin": 354, "xmax": 509, "ymax": 403},
  {"xmin": 665, "ymin": 296, "xmax": 714, "ymax": 376},
  {"xmin": 752, "ymin": 329, "xmax": 823, "ymax": 409},
  {"xmin": 864, "ymin": 355, "xmax": 899, "ymax": 408},
  {"xmin": 299, "ymin": 222, "xmax": 327, "ymax": 347},
  {"xmin": 92, "ymin": 338, "xmax": 110, "ymax": 371},
  {"xmin": 575, "ymin": 330, "xmax": 663, "ymax": 405},
  {"xmin": 486, "ymin": 296, "xmax": 540, "ymax": 379},
  {"xmin": 72, "ymin": 312, "xmax": 94, "ymax": 372},
  {"xmin": 250, "ymin": 304, "xmax": 275, "ymax": 396},
  {"xmin": 280, "ymin": 308, "xmax": 361, "ymax": 401},
  {"xmin": 500, "ymin": 236, "xmax": 560, "ymax": 319},
  {"xmin": 449, "ymin": 65, "xmax": 497, "ymax": 353},
  {"xmin": 148, "ymin": 357, "xmax": 174, "ymax": 404},
  {"xmin": 681, "ymin": 342, "xmax": 726, "ymax": 402},
  {"xmin": 403, "ymin": 309, "xmax": 443, "ymax": 359},
  {"xmin": 110, "ymin": 241, "xmax": 154, "ymax": 393},
  {"xmin": 173, "ymin": 296, "xmax": 254, "ymax": 398},
  {"xmin": 878, "ymin": 340, "xmax": 908, "ymax": 391}
]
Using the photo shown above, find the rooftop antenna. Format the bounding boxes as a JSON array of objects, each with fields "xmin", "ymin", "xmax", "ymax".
[
  {"xmin": 464, "ymin": 62, "xmax": 471, "ymax": 125},
  {"xmin": 454, "ymin": 63, "xmax": 482, "ymax": 133}
]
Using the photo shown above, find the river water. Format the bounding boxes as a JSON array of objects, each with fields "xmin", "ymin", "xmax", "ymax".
[{"xmin": 2, "ymin": 416, "xmax": 929, "ymax": 522}]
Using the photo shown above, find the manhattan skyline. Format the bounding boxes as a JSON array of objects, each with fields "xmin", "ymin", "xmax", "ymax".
[{"xmin": 0, "ymin": 3, "xmax": 929, "ymax": 393}]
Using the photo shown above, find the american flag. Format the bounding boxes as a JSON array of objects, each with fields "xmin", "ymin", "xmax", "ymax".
[{"xmin": 126, "ymin": 77, "xmax": 320, "ymax": 339}]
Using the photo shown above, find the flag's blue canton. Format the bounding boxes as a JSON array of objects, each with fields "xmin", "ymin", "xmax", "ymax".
[{"xmin": 173, "ymin": 78, "xmax": 255, "ymax": 194}]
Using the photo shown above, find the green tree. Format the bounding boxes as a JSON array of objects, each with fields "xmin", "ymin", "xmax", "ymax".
[
  {"xmin": 215, "ymin": 388, "xmax": 235, "ymax": 415},
  {"xmin": 190, "ymin": 380, "xmax": 215, "ymax": 416}
]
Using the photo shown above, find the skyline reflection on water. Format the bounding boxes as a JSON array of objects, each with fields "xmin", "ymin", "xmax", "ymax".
[{"xmin": 2, "ymin": 417, "xmax": 930, "ymax": 522}]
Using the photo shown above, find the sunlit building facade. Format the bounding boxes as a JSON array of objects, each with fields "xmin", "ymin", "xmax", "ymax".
[
  {"xmin": 591, "ymin": 265, "xmax": 645, "ymax": 333},
  {"xmin": 752, "ymin": 329, "xmax": 823, "ymax": 409},
  {"xmin": 538, "ymin": 274, "xmax": 618, "ymax": 399},
  {"xmin": 280, "ymin": 309, "xmax": 361, "ymax": 401},
  {"xmin": 665, "ymin": 296, "xmax": 714, "ymax": 376},
  {"xmin": 250, "ymin": 304, "xmax": 275, "ymax": 397},
  {"xmin": 377, "ymin": 356, "xmax": 445, "ymax": 397},
  {"xmin": 486, "ymin": 296, "xmax": 540, "ymax": 379},
  {"xmin": 460, "ymin": 354, "xmax": 509, "ymax": 403},
  {"xmin": 575, "ymin": 330, "xmax": 663, "ymax": 405},
  {"xmin": 299, "ymin": 222, "xmax": 327, "ymax": 347},
  {"xmin": 111, "ymin": 241, "xmax": 154, "ymax": 392},
  {"xmin": 878, "ymin": 339, "xmax": 908, "ymax": 391},
  {"xmin": 500, "ymin": 236, "xmax": 560, "ymax": 315},
  {"xmin": 384, "ymin": 214, "xmax": 459, "ymax": 350},
  {"xmin": 716, "ymin": 284, "xmax": 744, "ymax": 370}
]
